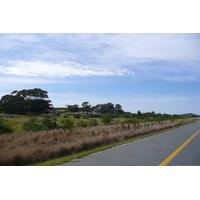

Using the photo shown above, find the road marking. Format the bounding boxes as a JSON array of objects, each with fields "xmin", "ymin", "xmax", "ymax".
[{"xmin": 159, "ymin": 129, "xmax": 200, "ymax": 166}]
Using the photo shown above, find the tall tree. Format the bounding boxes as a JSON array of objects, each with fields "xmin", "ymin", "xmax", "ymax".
[
  {"xmin": 115, "ymin": 104, "xmax": 124, "ymax": 113},
  {"xmin": 137, "ymin": 110, "xmax": 142, "ymax": 116},
  {"xmin": 0, "ymin": 94, "xmax": 24, "ymax": 114},
  {"xmin": 0, "ymin": 88, "xmax": 52, "ymax": 114},
  {"xmin": 82, "ymin": 102, "xmax": 91, "ymax": 113}
]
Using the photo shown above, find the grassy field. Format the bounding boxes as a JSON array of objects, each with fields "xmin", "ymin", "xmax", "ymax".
[
  {"xmin": 0, "ymin": 114, "xmax": 197, "ymax": 166},
  {"xmin": 0, "ymin": 113, "xmax": 103, "ymax": 133}
]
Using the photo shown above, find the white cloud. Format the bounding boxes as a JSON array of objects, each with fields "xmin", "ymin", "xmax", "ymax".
[
  {"xmin": 59, "ymin": 33, "xmax": 200, "ymax": 63},
  {"xmin": 2, "ymin": 33, "xmax": 199, "ymax": 64},
  {"xmin": 0, "ymin": 33, "xmax": 199, "ymax": 81},
  {"xmin": 0, "ymin": 60, "xmax": 134, "ymax": 77}
]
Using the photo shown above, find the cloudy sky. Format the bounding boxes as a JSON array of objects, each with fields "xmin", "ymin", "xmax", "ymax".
[{"xmin": 0, "ymin": 33, "xmax": 200, "ymax": 114}]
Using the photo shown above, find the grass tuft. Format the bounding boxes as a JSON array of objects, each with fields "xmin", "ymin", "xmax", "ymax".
[{"xmin": 0, "ymin": 118, "xmax": 197, "ymax": 166}]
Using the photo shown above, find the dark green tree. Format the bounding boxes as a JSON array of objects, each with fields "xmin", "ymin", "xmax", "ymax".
[
  {"xmin": 0, "ymin": 88, "xmax": 52, "ymax": 114},
  {"xmin": 66, "ymin": 104, "xmax": 79, "ymax": 113},
  {"xmin": 82, "ymin": 101, "xmax": 91, "ymax": 113},
  {"xmin": 137, "ymin": 110, "xmax": 142, "ymax": 116},
  {"xmin": 115, "ymin": 104, "xmax": 124, "ymax": 113},
  {"xmin": 100, "ymin": 103, "xmax": 114, "ymax": 114},
  {"xmin": 0, "ymin": 94, "xmax": 25, "ymax": 114}
]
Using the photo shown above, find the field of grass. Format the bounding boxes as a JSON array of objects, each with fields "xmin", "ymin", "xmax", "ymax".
[
  {"xmin": 0, "ymin": 115, "xmax": 197, "ymax": 166},
  {"xmin": 0, "ymin": 113, "xmax": 103, "ymax": 133}
]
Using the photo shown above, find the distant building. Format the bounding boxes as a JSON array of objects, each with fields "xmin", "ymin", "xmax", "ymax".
[{"xmin": 56, "ymin": 110, "xmax": 65, "ymax": 113}]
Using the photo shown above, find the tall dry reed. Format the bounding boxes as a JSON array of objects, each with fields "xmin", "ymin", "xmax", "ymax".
[{"xmin": 0, "ymin": 120, "xmax": 187, "ymax": 165}]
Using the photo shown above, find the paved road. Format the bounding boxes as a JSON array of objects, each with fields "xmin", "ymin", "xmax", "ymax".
[{"xmin": 58, "ymin": 122, "xmax": 200, "ymax": 166}]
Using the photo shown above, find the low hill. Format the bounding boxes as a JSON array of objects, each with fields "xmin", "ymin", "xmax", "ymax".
[{"xmin": 178, "ymin": 113, "xmax": 199, "ymax": 117}]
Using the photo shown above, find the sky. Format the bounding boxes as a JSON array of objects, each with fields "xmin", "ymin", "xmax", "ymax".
[{"xmin": 0, "ymin": 33, "xmax": 200, "ymax": 114}]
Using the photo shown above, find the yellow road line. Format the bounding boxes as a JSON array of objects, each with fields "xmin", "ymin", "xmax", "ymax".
[{"xmin": 159, "ymin": 129, "xmax": 200, "ymax": 166}]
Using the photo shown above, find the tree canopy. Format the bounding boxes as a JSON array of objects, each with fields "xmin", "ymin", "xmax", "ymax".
[
  {"xmin": 82, "ymin": 101, "xmax": 91, "ymax": 113},
  {"xmin": 66, "ymin": 104, "xmax": 79, "ymax": 113},
  {"xmin": 0, "ymin": 88, "xmax": 52, "ymax": 114}
]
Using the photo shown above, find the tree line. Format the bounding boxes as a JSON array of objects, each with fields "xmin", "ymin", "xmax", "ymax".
[
  {"xmin": 0, "ymin": 88, "xmax": 124, "ymax": 115},
  {"xmin": 1, "ymin": 88, "xmax": 199, "ymax": 119},
  {"xmin": 65, "ymin": 102, "xmax": 124, "ymax": 114}
]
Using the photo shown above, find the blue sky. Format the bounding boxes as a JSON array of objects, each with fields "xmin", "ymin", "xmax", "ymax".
[{"xmin": 0, "ymin": 33, "xmax": 200, "ymax": 114}]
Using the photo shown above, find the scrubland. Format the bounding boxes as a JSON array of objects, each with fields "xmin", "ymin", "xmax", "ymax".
[{"xmin": 0, "ymin": 118, "xmax": 195, "ymax": 166}]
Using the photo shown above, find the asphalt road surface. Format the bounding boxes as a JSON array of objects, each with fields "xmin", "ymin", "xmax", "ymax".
[{"xmin": 58, "ymin": 122, "xmax": 200, "ymax": 166}]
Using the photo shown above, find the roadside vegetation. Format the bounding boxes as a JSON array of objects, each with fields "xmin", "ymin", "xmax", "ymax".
[
  {"xmin": 0, "ymin": 112, "xmax": 199, "ymax": 166},
  {"xmin": 1, "ymin": 88, "xmax": 199, "ymax": 165}
]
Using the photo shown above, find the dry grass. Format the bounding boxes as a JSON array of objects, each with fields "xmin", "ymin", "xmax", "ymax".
[{"xmin": 0, "ymin": 119, "xmax": 193, "ymax": 165}]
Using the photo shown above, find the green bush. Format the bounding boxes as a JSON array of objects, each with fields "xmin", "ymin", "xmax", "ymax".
[
  {"xmin": 60, "ymin": 118, "xmax": 74, "ymax": 129},
  {"xmin": 23, "ymin": 122, "xmax": 46, "ymax": 132},
  {"xmin": 88, "ymin": 119, "xmax": 98, "ymax": 127},
  {"xmin": 22, "ymin": 118, "xmax": 46, "ymax": 132},
  {"xmin": 73, "ymin": 114, "xmax": 80, "ymax": 119},
  {"xmin": 23, "ymin": 118, "xmax": 35, "ymax": 128},
  {"xmin": 0, "ymin": 117, "xmax": 15, "ymax": 134},
  {"xmin": 42, "ymin": 118, "xmax": 57, "ymax": 129},
  {"xmin": 101, "ymin": 115, "xmax": 112, "ymax": 125},
  {"xmin": 76, "ymin": 120, "xmax": 88, "ymax": 127}
]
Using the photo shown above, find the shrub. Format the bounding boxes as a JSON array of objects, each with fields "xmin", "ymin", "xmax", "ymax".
[
  {"xmin": 22, "ymin": 118, "xmax": 46, "ymax": 132},
  {"xmin": 76, "ymin": 120, "xmax": 88, "ymax": 127},
  {"xmin": 60, "ymin": 118, "xmax": 74, "ymax": 129},
  {"xmin": 42, "ymin": 118, "xmax": 57, "ymax": 129},
  {"xmin": 0, "ymin": 117, "xmax": 15, "ymax": 134},
  {"xmin": 101, "ymin": 115, "xmax": 112, "ymax": 125},
  {"xmin": 88, "ymin": 119, "xmax": 98, "ymax": 127},
  {"xmin": 23, "ymin": 122, "xmax": 46, "ymax": 132},
  {"xmin": 73, "ymin": 114, "xmax": 80, "ymax": 119}
]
